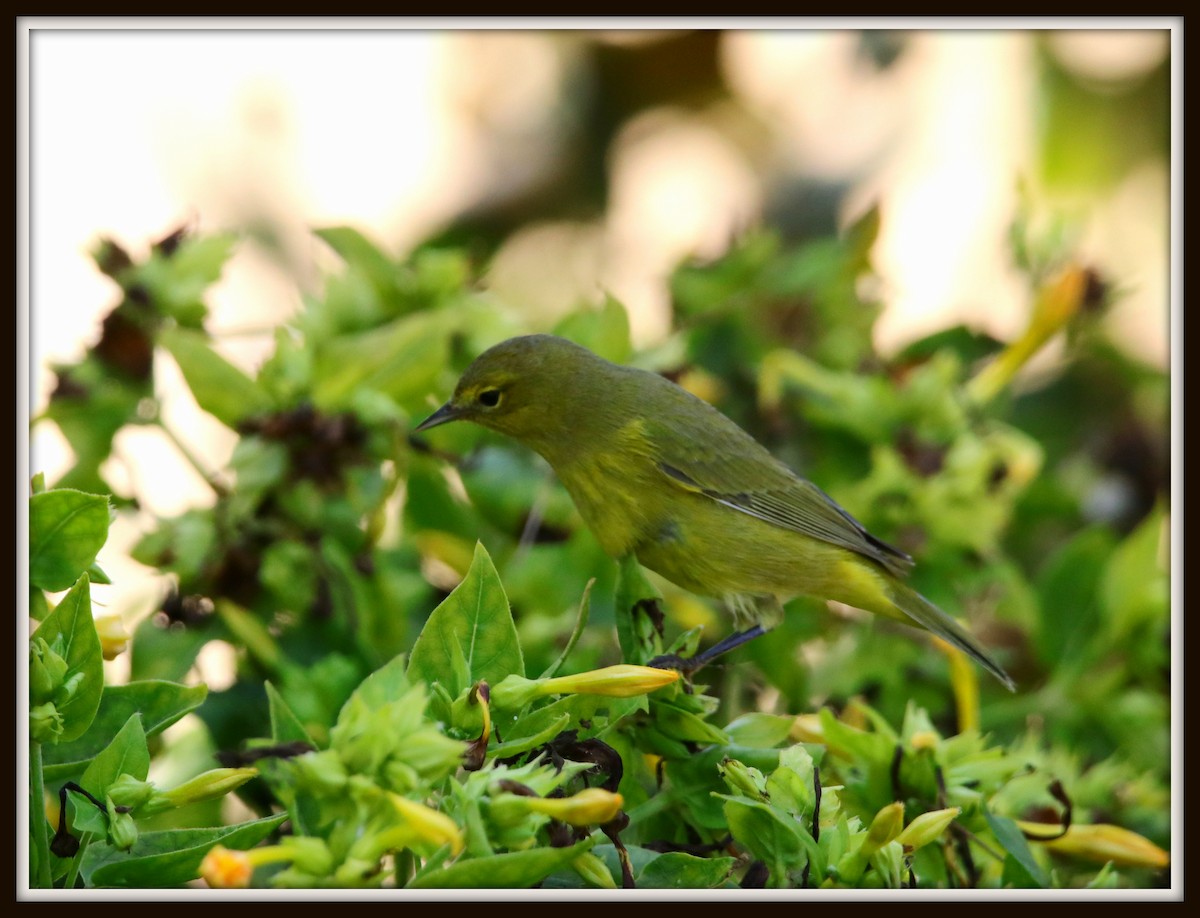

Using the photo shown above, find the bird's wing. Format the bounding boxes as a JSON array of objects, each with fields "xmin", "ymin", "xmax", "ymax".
[{"xmin": 644, "ymin": 399, "xmax": 914, "ymax": 577}]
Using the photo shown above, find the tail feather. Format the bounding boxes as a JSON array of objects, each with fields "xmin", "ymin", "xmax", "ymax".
[{"xmin": 887, "ymin": 581, "xmax": 1016, "ymax": 692}]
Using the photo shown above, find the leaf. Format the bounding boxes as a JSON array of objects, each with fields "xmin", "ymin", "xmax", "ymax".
[
  {"xmin": 80, "ymin": 815, "xmax": 286, "ymax": 888},
  {"xmin": 407, "ymin": 839, "xmax": 594, "ymax": 889},
  {"xmin": 721, "ymin": 795, "xmax": 815, "ymax": 886},
  {"xmin": 159, "ymin": 326, "xmax": 272, "ymax": 429},
  {"xmin": 42, "ymin": 681, "xmax": 207, "ymax": 782},
  {"xmin": 129, "ymin": 615, "xmax": 211, "ymax": 684},
  {"xmin": 1034, "ymin": 526, "xmax": 1117, "ymax": 671},
  {"xmin": 266, "ymin": 681, "xmax": 315, "ymax": 746},
  {"xmin": 1100, "ymin": 504, "xmax": 1169, "ymax": 643},
  {"xmin": 407, "ymin": 542, "xmax": 523, "ymax": 699},
  {"xmin": 316, "ymin": 225, "xmax": 397, "ymax": 295},
  {"xmin": 725, "ymin": 712, "xmax": 796, "ymax": 749},
  {"xmin": 345, "ymin": 653, "xmax": 411, "ymax": 712},
  {"xmin": 30, "ymin": 575, "xmax": 104, "ymax": 743},
  {"xmin": 614, "ymin": 555, "xmax": 662, "ymax": 665},
  {"xmin": 985, "ymin": 809, "xmax": 1048, "ymax": 889},
  {"xmin": 553, "ymin": 295, "xmax": 632, "ymax": 364},
  {"xmin": 79, "ymin": 713, "xmax": 150, "ymax": 794},
  {"xmin": 29, "ymin": 489, "xmax": 110, "ymax": 592},
  {"xmin": 636, "ymin": 851, "xmax": 736, "ymax": 889},
  {"xmin": 311, "ymin": 310, "xmax": 450, "ymax": 412}
]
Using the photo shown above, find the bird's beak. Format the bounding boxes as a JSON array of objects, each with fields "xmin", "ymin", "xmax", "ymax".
[{"xmin": 413, "ymin": 402, "xmax": 461, "ymax": 433}]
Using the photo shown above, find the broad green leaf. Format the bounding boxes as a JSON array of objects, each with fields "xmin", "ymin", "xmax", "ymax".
[
  {"xmin": 407, "ymin": 542, "xmax": 523, "ymax": 699},
  {"xmin": 129, "ymin": 615, "xmax": 212, "ymax": 684},
  {"xmin": 984, "ymin": 809, "xmax": 1048, "ymax": 889},
  {"xmin": 311, "ymin": 310, "xmax": 449, "ymax": 411},
  {"xmin": 79, "ymin": 714, "xmax": 151, "ymax": 796},
  {"xmin": 407, "ymin": 839, "xmax": 594, "ymax": 889},
  {"xmin": 43, "ymin": 681, "xmax": 207, "ymax": 782},
  {"xmin": 721, "ymin": 795, "xmax": 815, "ymax": 888},
  {"xmin": 30, "ymin": 575, "xmax": 103, "ymax": 743},
  {"xmin": 159, "ymin": 326, "xmax": 272, "ymax": 428},
  {"xmin": 725, "ymin": 712, "xmax": 796, "ymax": 749},
  {"xmin": 1100, "ymin": 505, "xmax": 1169, "ymax": 642},
  {"xmin": 266, "ymin": 681, "xmax": 316, "ymax": 746},
  {"xmin": 553, "ymin": 295, "xmax": 632, "ymax": 364},
  {"xmin": 81, "ymin": 815, "xmax": 286, "ymax": 888},
  {"xmin": 636, "ymin": 851, "xmax": 736, "ymax": 889},
  {"xmin": 1034, "ymin": 526, "xmax": 1117, "ymax": 671},
  {"xmin": 344, "ymin": 653, "xmax": 410, "ymax": 712},
  {"xmin": 29, "ymin": 489, "xmax": 110, "ymax": 592},
  {"xmin": 316, "ymin": 225, "xmax": 397, "ymax": 296}
]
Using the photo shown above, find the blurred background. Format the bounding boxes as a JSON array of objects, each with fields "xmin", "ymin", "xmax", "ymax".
[{"xmin": 27, "ymin": 25, "xmax": 1174, "ymax": 668}]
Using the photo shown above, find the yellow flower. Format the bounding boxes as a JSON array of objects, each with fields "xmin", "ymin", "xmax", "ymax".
[
  {"xmin": 390, "ymin": 793, "xmax": 464, "ymax": 855},
  {"xmin": 523, "ymin": 788, "xmax": 625, "ymax": 827},
  {"xmin": 93, "ymin": 614, "xmax": 130, "ymax": 661},
  {"xmin": 199, "ymin": 846, "xmax": 253, "ymax": 889},
  {"xmin": 1019, "ymin": 821, "xmax": 1169, "ymax": 869}
]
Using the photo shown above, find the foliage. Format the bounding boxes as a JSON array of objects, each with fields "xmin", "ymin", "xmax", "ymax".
[{"xmin": 26, "ymin": 209, "xmax": 1169, "ymax": 890}]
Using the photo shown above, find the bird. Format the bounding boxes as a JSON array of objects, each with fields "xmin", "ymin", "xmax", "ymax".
[{"xmin": 414, "ymin": 334, "xmax": 1014, "ymax": 690}]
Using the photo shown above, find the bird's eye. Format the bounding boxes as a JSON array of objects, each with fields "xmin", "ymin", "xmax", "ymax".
[{"xmin": 478, "ymin": 388, "xmax": 502, "ymax": 408}]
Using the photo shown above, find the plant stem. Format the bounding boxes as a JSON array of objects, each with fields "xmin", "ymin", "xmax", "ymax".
[
  {"xmin": 30, "ymin": 742, "xmax": 52, "ymax": 888},
  {"xmin": 64, "ymin": 832, "xmax": 92, "ymax": 890}
]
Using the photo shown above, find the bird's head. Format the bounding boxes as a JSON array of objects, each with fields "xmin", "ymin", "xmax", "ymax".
[{"xmin": 414, "ymin": 335, "xmax": 612, "ymax": 452}]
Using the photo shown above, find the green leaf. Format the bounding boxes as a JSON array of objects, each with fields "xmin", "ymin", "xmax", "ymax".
[
  {"xmin": 30, "ymin": 575, "xmax": 104, "ymax": 743},
  {"xmin": 1034, "ymin": 526, "xmax": 1117, "ymax": 670},
  {"xmin": 722, "ymin": 795, "xmax": 814, "ymax": 887},
  {"xmin": 553, "ymin": 295, "xmax": 632, "ymax": 364},
  {"xmin": 636, "ymin": 851, "xmax": 736, "ymax": 889},
  {"xmin": 129, "ymin": 615, "xmax": 212, "ymax": 684},
  {"xmin": 614, "ymin": 555, "xmax": 662, "ymax": 665},
  {"xmin": 311, "ymin": 310, "xmax": 450, "ymax": 411},
  {"xmin": 316, "ymin": 225, "xmax": 397, "ymax": 295},
  {"xmin": 984, "ymin": 809, "xmax": 1048, "ymax": 889},
  {"xmin": 29, "ymin": 489, "xmax": 110, "ymax": 592},
  {"xmin": 80, "ymin": 815, "xmax": 286, "ymax": 888},
  {"xmin": 344, "ymin": 653, "xmax": 411, "ymax": 711},
  {"xmin": 725, "ymin": 712, "xmax": 796, "ymax": 749},
  {"xmin": 407, "ymin": 542, "xmax": 523, "ymax": 699},
  {"xmin": 43, "ymin": 681, "xmax": 207, "ymax": 783},
  {"xmin": 159, "ymin": 326, "xmax": 272, "ymax": 428},
  {"xmin": 79, "ymin": 714, "xmax": 151, "ymax": 793},
  {"xmin": 407, "ymin": 839, "xmax": 594, "ymax": 889},
  {"xmin": 1100, "ymin": 504, "xmax": 1169, "ymax": 643},
  {"xmin": 266, "ymin": 681, "xmax": 316, "ymax": 746}
]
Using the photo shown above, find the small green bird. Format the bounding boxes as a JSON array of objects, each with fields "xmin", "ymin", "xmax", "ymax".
[{"xmin": 415, "ymin": 334, "xmax": 1014, "ymax": 690}]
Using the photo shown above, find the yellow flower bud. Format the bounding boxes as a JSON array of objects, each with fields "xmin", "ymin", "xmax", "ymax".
[
  {"xmin": 862, "ymin": 802, "xmax": 906, "ymax": 855},
  {"xmin": 896, "ymin": 807, "xmax": 961, "ymax": 851},
  {"xmin": 94, "ymin": 614, "xmax": 130, "ymax": 661},
  {"xmin": 524, "ymin": 788, "xmax": 624, "ymax": 827},
  {"xmin": 152, "ymin": 767, "xmax": 259, "ymax": 812},
  {"xmin": 389, "ymin": 793, "xmax": 464, "ymax": 855},
  {"xmin": 539, "ymin": 664, "xmax": 680, "ymax": 698},
  {"xmin": 1018, "ymin": 821, "xmax": 1169, "ymax": 870}
]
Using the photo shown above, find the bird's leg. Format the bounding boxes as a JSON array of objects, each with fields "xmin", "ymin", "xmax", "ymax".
[{"xmin": 647, "ymin": 624, "xmax": 769, "ymax": 674}]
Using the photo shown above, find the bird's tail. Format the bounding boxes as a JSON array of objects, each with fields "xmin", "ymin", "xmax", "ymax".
[{"xmin": 886, "ymin": 579, "xmax": 1015, "ymax": 692}]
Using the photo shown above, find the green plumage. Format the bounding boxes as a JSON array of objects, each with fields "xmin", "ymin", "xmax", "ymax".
[{"xmin": 416, "ymin": 334, "xmax": 1014, "ymax": 691}]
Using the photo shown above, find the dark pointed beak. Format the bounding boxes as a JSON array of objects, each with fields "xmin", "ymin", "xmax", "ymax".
[{"xmin": 413, "ymin": 402, "xmax": 461, "ymax": 433}]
